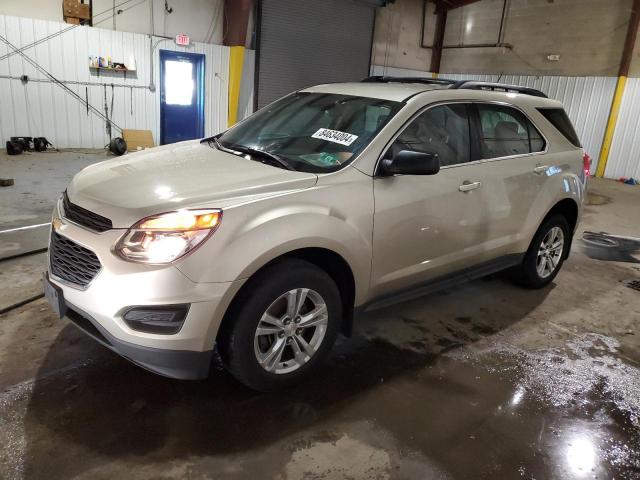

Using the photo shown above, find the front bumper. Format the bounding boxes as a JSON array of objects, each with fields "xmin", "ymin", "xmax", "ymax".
[
  {"xmin": 64, "ymin": 301, "xmax": 213, "ymax": 379},
  {"xmin": 47, "ymin": 203, "xmax": 244, "ymax": 379}
]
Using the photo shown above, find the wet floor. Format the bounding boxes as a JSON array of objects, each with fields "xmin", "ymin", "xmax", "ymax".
[
  {"xmin": 1, "ymin": 252, "xmax": 639, "ymax": 479},
  {"xmin": 1, "ymin": 157, "xmax": 639, "ymax": 479}
]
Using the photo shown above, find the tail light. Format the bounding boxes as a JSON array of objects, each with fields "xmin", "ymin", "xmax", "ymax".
[{"xmin": 582, "ymin": 152, "xmax": 591, "ymax": 177}]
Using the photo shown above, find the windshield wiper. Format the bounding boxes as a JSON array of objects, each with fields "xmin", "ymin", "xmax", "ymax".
[
  {"xmin": 210, "ymin": 136, "xmax": 223, "ymax": 150},
  {"xmin": 230, "ymin": 144, "xmax": 296, "ymax": 171},
  {"xmin": 201, "ymin": 135, "xmax": 221, "ymax": 149},
  {"xmin": 205, "ymin": 136, "xmax": 296, "ymax": 171}
]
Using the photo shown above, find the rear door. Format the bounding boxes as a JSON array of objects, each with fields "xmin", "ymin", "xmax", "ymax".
[
  {"xmin": 370, "ymin": 103, "xmax": 503, "ymax": 298},
  {"xmin": 471, "ymin": 102, "xmax": 549, "ymax": 250}
]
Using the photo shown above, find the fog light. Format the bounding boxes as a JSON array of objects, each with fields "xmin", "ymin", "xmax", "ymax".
[{"xmin": 122, "ymin": 305, "xmax": 190, "ymax": 334}]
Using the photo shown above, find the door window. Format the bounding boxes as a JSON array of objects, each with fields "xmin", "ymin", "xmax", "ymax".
[
  {"xmin": 387, "ymin": 104, "xmax": 471, "ymax": 167},
  {"xmin": 164, "ymin": 60, "xmax": 194, "ymax": 106},
  {"xmin": 477, "ymin": 104, "xmax": 545, "ymax": 158}
]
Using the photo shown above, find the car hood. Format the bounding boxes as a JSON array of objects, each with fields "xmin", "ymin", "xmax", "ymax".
[{"xmin": 67, "ymin": 140, "xmax": 318, "ymax": 228}]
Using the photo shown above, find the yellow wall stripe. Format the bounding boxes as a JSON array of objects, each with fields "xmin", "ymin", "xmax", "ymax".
[
  {"xmin": 228, "ymin": 46, "xmax": 245, "ymax": 127},
  {"xmin": 596, "ymin": 75, "xmax": 627, "ymax": 177}
]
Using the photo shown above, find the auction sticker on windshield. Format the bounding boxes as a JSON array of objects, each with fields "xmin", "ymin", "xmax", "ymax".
[{"xmin": 311, "ymin": 128, "xmax": 358, "ymax": 146}]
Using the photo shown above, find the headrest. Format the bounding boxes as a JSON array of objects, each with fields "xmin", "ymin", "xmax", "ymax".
[{"xmin": 495, "ymin": 121, "xmax": 519, "ymax": 138}]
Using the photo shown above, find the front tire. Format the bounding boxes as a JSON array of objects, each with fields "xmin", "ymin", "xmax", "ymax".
[
  {"xmin": 218, "ymin": 259, "xmax": 341, "ymax": 391},
  {"xmin": 512, "ymin": 214, "xmax": 570, "ymax": 289}
]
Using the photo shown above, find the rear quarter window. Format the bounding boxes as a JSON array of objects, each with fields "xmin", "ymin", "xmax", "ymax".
[{"xmin": 537, "ymin": 108, "xmax": 581, "ymax": 148}]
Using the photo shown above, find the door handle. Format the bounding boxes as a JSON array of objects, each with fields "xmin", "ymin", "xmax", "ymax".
[
  {"xmin": 459, "ymin": 181, "xmax": 482, "ymax": 192},
  {"xmin": 534, "ymin": 165, "xmax": 549, "ymax": 174}
]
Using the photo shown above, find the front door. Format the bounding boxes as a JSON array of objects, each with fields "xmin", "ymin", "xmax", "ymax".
[
  {"xmin": 370, "ymin": 103, "xmax": 498, "ymax": 299},
  {"xmin": 160, "ymin": 50, "xmax": 205, "ymax": 145}
]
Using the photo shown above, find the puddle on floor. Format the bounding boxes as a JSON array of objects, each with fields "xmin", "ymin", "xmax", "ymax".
[{"xmin": 586, "ymin": 191, "xmax": 612, "ymax": 206}]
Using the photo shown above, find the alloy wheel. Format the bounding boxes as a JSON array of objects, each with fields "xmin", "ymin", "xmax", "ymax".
[
  {"xmin": 536, "ymin": 226, "xmax": 564, "ymax": 278},
  {"xmin": 253, "ymin": 288, "xmax": 328, "ymax": 374}
]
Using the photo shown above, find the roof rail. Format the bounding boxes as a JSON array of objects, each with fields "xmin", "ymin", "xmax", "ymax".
[
  {"xmin": 449, "ymin": 80, "xmax": 548, "ymax": 98},
  {"xmin": 362, "ymin": 75, "xmax": 457, "ymax": 86}
]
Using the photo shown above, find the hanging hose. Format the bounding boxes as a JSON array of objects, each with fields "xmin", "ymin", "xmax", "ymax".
[
  {"xmin": 103, "ymin": 85, "xmax": 112, "ymax": 139},
  {"xmin": 111, "ymin": 84, "xmax": 115, "ymax": 127}
]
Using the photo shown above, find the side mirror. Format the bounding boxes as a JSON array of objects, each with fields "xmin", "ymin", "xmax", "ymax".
[{"xmin": 379, "ymin": 150, "xmax": 440, "ymax": 176}]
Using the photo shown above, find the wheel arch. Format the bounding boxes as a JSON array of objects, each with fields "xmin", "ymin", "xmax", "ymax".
[
  {"xmin": 216, "ymin": 247, "xmax": 357, "ymax": 345},
  {"xmin": 539, "ymin": 197, "xmax": 580, "ymax": 258}
]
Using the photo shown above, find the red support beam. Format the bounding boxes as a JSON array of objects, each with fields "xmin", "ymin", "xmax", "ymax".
[
  {"xmin": 223, "ymin": 0, "xmax": 254, "ymax": 47},
  {"xmin": 430, "ymin": 5, "xmax": 447, "ymax": 73},
  {"xmin": 619, "ymin": 0, "xmax": 640, "ymax": 77}
]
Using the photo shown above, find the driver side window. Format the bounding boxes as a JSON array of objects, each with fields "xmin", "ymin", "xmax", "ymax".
[{"xmin": 388, "ymin": 104, "xmax": 471, "ymax": 167}]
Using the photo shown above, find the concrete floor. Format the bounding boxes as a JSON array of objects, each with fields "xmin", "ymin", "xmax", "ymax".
[
  {"xmin": 1, "ymin": 151, "xmax": 639, "ymax": 479},
  {"xmin": 0, "ymin": 150, "xmax": 103, "ymax": 259}
]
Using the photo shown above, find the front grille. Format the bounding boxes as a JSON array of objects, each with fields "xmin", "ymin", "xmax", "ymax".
[
  {"xmin": 50, "ymin": 231, "xmax": 102, "ymax": 288},
  {"xmin": 62, "ymin": 191, "xmax": 112, "ymax": 232}
]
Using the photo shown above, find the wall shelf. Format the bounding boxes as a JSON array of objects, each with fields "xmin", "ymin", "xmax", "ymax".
[{"xmin": 90, "ymin": 66, "xmax": 135, "ymax": 78}]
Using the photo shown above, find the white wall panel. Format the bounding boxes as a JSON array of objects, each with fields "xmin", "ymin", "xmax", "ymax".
[
  {"xmin": 0, "ymin": 14, "xmax": 230, "ymax": 149},
  {"xmin": 371, "ymin": 65, "xmax": 617, "ymax": 175},
  {"xmin": 606, "ymin": 78, "xmax": 640, "ymax": 180}
]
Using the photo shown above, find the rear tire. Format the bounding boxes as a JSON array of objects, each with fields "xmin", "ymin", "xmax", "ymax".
[
  {"xmin": 512, "ymin": 214, "xmax": 570, "ymax": 289},
  {"xmin": 218, "ymin": 259, "xmax": 341, "ymax": 391}
]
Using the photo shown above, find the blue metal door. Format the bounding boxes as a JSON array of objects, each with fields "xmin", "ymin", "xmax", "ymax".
[{"xmin": 160, "ymin": 50, "xmax": 205, "ymax": 145}]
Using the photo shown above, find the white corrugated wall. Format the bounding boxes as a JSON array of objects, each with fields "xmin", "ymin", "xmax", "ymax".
[
  {"xmin": 605, "ymin": 78, "xmax": 640, "ymax": 180},
  {"xmin": 371, "ymin": 65, "xmax": 617, "ymax": 176},
  {"xmin": 0, "ymin": 14, "xmax": 230, "ymax": 149}
]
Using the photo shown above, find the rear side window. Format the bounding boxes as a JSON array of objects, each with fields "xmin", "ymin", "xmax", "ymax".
[
  {"xmin": 537, "ymin": 108, "xmax": 581, "ymax": 148},
  {"xmin": 477, "ymin": 104, "xmax": 546, "ymax": 159}
]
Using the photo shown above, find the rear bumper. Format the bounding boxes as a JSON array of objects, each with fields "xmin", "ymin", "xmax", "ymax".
[{"xmin": 64, "ymin": 302, "xmax": 213, "ymax": 380}]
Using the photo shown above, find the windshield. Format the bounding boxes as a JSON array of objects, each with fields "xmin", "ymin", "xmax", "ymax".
[{"xmin": 216, "ymin": 92, "xmax": 403, "ymax": 173}]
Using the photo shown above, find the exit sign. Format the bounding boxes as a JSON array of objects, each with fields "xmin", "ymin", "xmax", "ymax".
[{"xmin": 175, "ymin": 34, "xmax": 190, "ymax": 46}]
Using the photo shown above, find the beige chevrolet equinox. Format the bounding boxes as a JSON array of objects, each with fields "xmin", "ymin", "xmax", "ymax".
[{"xmin": 44, "ymin": 77, "xmax": 588, "ymax": 390}]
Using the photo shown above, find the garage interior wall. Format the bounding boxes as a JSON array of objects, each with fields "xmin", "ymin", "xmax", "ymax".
[
  {"xmin": 0, "ymin": 0, "xmax": 225, "ymax": 44},
  {"xmin": 372, "ymin": 0, "xmax": 640, "ymax": 179},
  {"xmin": 606, "ymin": 78, "xmax": 640, "ymax": 179},
  {"xmin": 373, "ymin": 0, "xmax": 636, "ymax": 76},
  {"xmin": 0, "ymin": 14, "xmax": 237, "ymax": 149}
]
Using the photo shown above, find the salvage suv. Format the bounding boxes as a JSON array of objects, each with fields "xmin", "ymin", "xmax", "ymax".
[{"xmin": 44, "ymin": 77, "xmax": 588, "ymax": 391}]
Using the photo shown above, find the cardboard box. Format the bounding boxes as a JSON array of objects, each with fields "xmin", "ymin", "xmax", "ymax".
[
  {"xmin": 122, "ymin": 130, "xmax": 155, "ymax": 151},
  {"xmin": 63, "ymin": 1, "xmax": 90, "ymax": 20},
  {"xmin": 62, "ymin": 0, "xmax": 79, "ymax": 17},
  {"xmin": 77, "ymin": 4, "xmax": 90, "ymax": 19},
  {"xmin": 64, "ymin": 17, "xmax": 81, "ymax": 25}
]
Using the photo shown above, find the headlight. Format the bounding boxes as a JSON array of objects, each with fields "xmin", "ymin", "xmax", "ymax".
[{"xmin": 115, "ymin": 209, "xmax": 222, "ymax": 263}]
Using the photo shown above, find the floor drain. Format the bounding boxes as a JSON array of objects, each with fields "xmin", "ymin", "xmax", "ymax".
[{"xmin": 626, "ymin": 280, "xmax": 640, "ymax": 292}]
